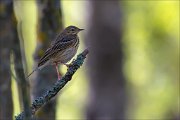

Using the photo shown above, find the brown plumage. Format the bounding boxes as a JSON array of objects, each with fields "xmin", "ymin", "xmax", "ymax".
[{"xmin": 27, "ymin": 25, "xmax": 84, "ymax": 80}]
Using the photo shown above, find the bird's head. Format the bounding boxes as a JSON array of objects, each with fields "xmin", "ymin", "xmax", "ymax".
[{"xmin": 64, "ymin": 25, "xmax": 84, "ymax": 35}]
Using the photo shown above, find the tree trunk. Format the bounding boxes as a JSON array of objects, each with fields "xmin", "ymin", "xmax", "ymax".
[
  {"xmin": 85, "ymin": 1, "xmax": 127, "ymax": 119},
  {"xmin": 0, "ymin": 0, "xmax": 14, "ymax": 119},
  {"xmin": 31, "ymin": 0, "xmax": 63, "ymax": 119}
]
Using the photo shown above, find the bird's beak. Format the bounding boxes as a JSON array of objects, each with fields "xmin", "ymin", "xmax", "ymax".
[{"xmin": 79, "ymin": 28, "xmax": 84, "ymax": 31}]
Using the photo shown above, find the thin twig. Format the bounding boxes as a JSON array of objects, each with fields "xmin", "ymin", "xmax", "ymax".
[{"xmin": 15, "ymin": 49, "xmax": 89, "ymax": 120}]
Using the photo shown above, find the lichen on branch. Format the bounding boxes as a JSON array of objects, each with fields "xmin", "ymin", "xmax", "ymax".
[{"xmin": 15, "ymin": 49, "xmax": 89, "ymax": 120}]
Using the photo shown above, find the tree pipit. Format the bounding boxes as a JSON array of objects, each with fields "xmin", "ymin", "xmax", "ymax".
[{"xmin": 27, "ymin": 25, "xmax": 84, "ymax": 80}]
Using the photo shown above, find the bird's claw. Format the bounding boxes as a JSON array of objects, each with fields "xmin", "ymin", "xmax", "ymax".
[
  {"xmin": 72, "ymin": 59, "xmax": 75, "ymax": 62},
  {"xmin": 64, "ymin": 63, "xmax": 73, "ymax": 67}
]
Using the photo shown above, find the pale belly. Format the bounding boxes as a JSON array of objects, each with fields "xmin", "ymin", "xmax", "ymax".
[{"xmin": 53, "ymin": 47, "xmax": 78, "ymax": 64}]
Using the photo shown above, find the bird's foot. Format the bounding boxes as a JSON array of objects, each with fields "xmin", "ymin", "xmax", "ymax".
[
  {"xmin": 72, "ymin": 59, "xmax": 76, "ymax": 62},
  {"xmin": 63, "ymin": 63, "xmax": 73, "ymax": 67}
]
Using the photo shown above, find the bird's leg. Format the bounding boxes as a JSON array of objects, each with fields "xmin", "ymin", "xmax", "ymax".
[{"xmin": 55, "ymin": 63, "xmax": 61, "ymax": 80}]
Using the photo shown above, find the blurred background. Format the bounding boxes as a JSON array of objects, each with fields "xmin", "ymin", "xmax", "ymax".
[{"xmin": 0, "ymin": 0, "xmax": 179, "ymax": 120}]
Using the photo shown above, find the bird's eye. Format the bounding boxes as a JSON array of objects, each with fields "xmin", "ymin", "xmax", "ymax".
[{"xmin": 71, "ymin": 28, "xmax": 75, "ymax": 31}]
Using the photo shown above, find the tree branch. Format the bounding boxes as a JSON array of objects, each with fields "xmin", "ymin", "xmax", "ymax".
[{"xmin": 15, "ymin": 49, "xmax": 89, "ymax": 120}]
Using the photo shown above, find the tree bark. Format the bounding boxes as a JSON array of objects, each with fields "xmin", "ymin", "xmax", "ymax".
[
  {"xmin": 0, "ymin": 0, "xmax": 14, "ymax": 119},
  {"xmin": 16, "ymin": 49, "xmax": 89, "ymax": 120},
  {"xmin": 31, "ymin": 0, "xmax": 63, "ymax": 119},
  {"xmin": 85, "ymin": 1, "xmax": 127, "ymax": 119},
  {"xmin": 12, "ymin": 21, "xmax": 31, "ymax": 119}
]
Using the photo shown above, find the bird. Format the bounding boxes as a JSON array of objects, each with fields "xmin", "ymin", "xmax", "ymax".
[{"xmin": 27, "ymin": 25, "xmax": 84, "ymax": 80}]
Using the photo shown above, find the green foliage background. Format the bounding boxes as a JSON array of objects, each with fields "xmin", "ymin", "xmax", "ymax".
[
  {"xmin": 12, "ymin": 1, "xmax": 179, "ymax": 119},
  {"xmin": 123, "ymin": 1, "xmax": 179, "ymax": 119}
]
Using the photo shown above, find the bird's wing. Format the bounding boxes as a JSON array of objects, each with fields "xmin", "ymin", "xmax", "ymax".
[
  {"xmin": 38, "ymin": 37, "xmax": 76, "ymax": 67},
  {"xmin": 51, "ymin": 36, "xmax": 76, "ymax": 50}
]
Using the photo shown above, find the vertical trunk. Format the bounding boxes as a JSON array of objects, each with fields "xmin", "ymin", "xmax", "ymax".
[
  {"xmin": 85, "ymin": 1, "xmax": 127, "ymax": 119},
  {"xmin": 0, "ymin": 0, "xmax": 14, "ymax": 119},
  {"xmin": 32, "ymin": 0, "xmax": 63, "ymax": 119},
  {"xmin": 12, "ymin": 21, "xmax": 31, "ymax": 119},
  {"xmin": 12, "ymin": 1, "xmax": 32, "ymax": 119}
]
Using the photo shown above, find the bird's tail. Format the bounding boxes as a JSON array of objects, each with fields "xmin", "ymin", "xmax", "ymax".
[{"xmin": 26, "ymin": 67, "xmax": 39, "ymax": 79}]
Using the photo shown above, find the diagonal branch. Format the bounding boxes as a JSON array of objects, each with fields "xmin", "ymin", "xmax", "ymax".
[{"xmin": 15, "ymin": 49, "xmax": 89, "ymax": 120}]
